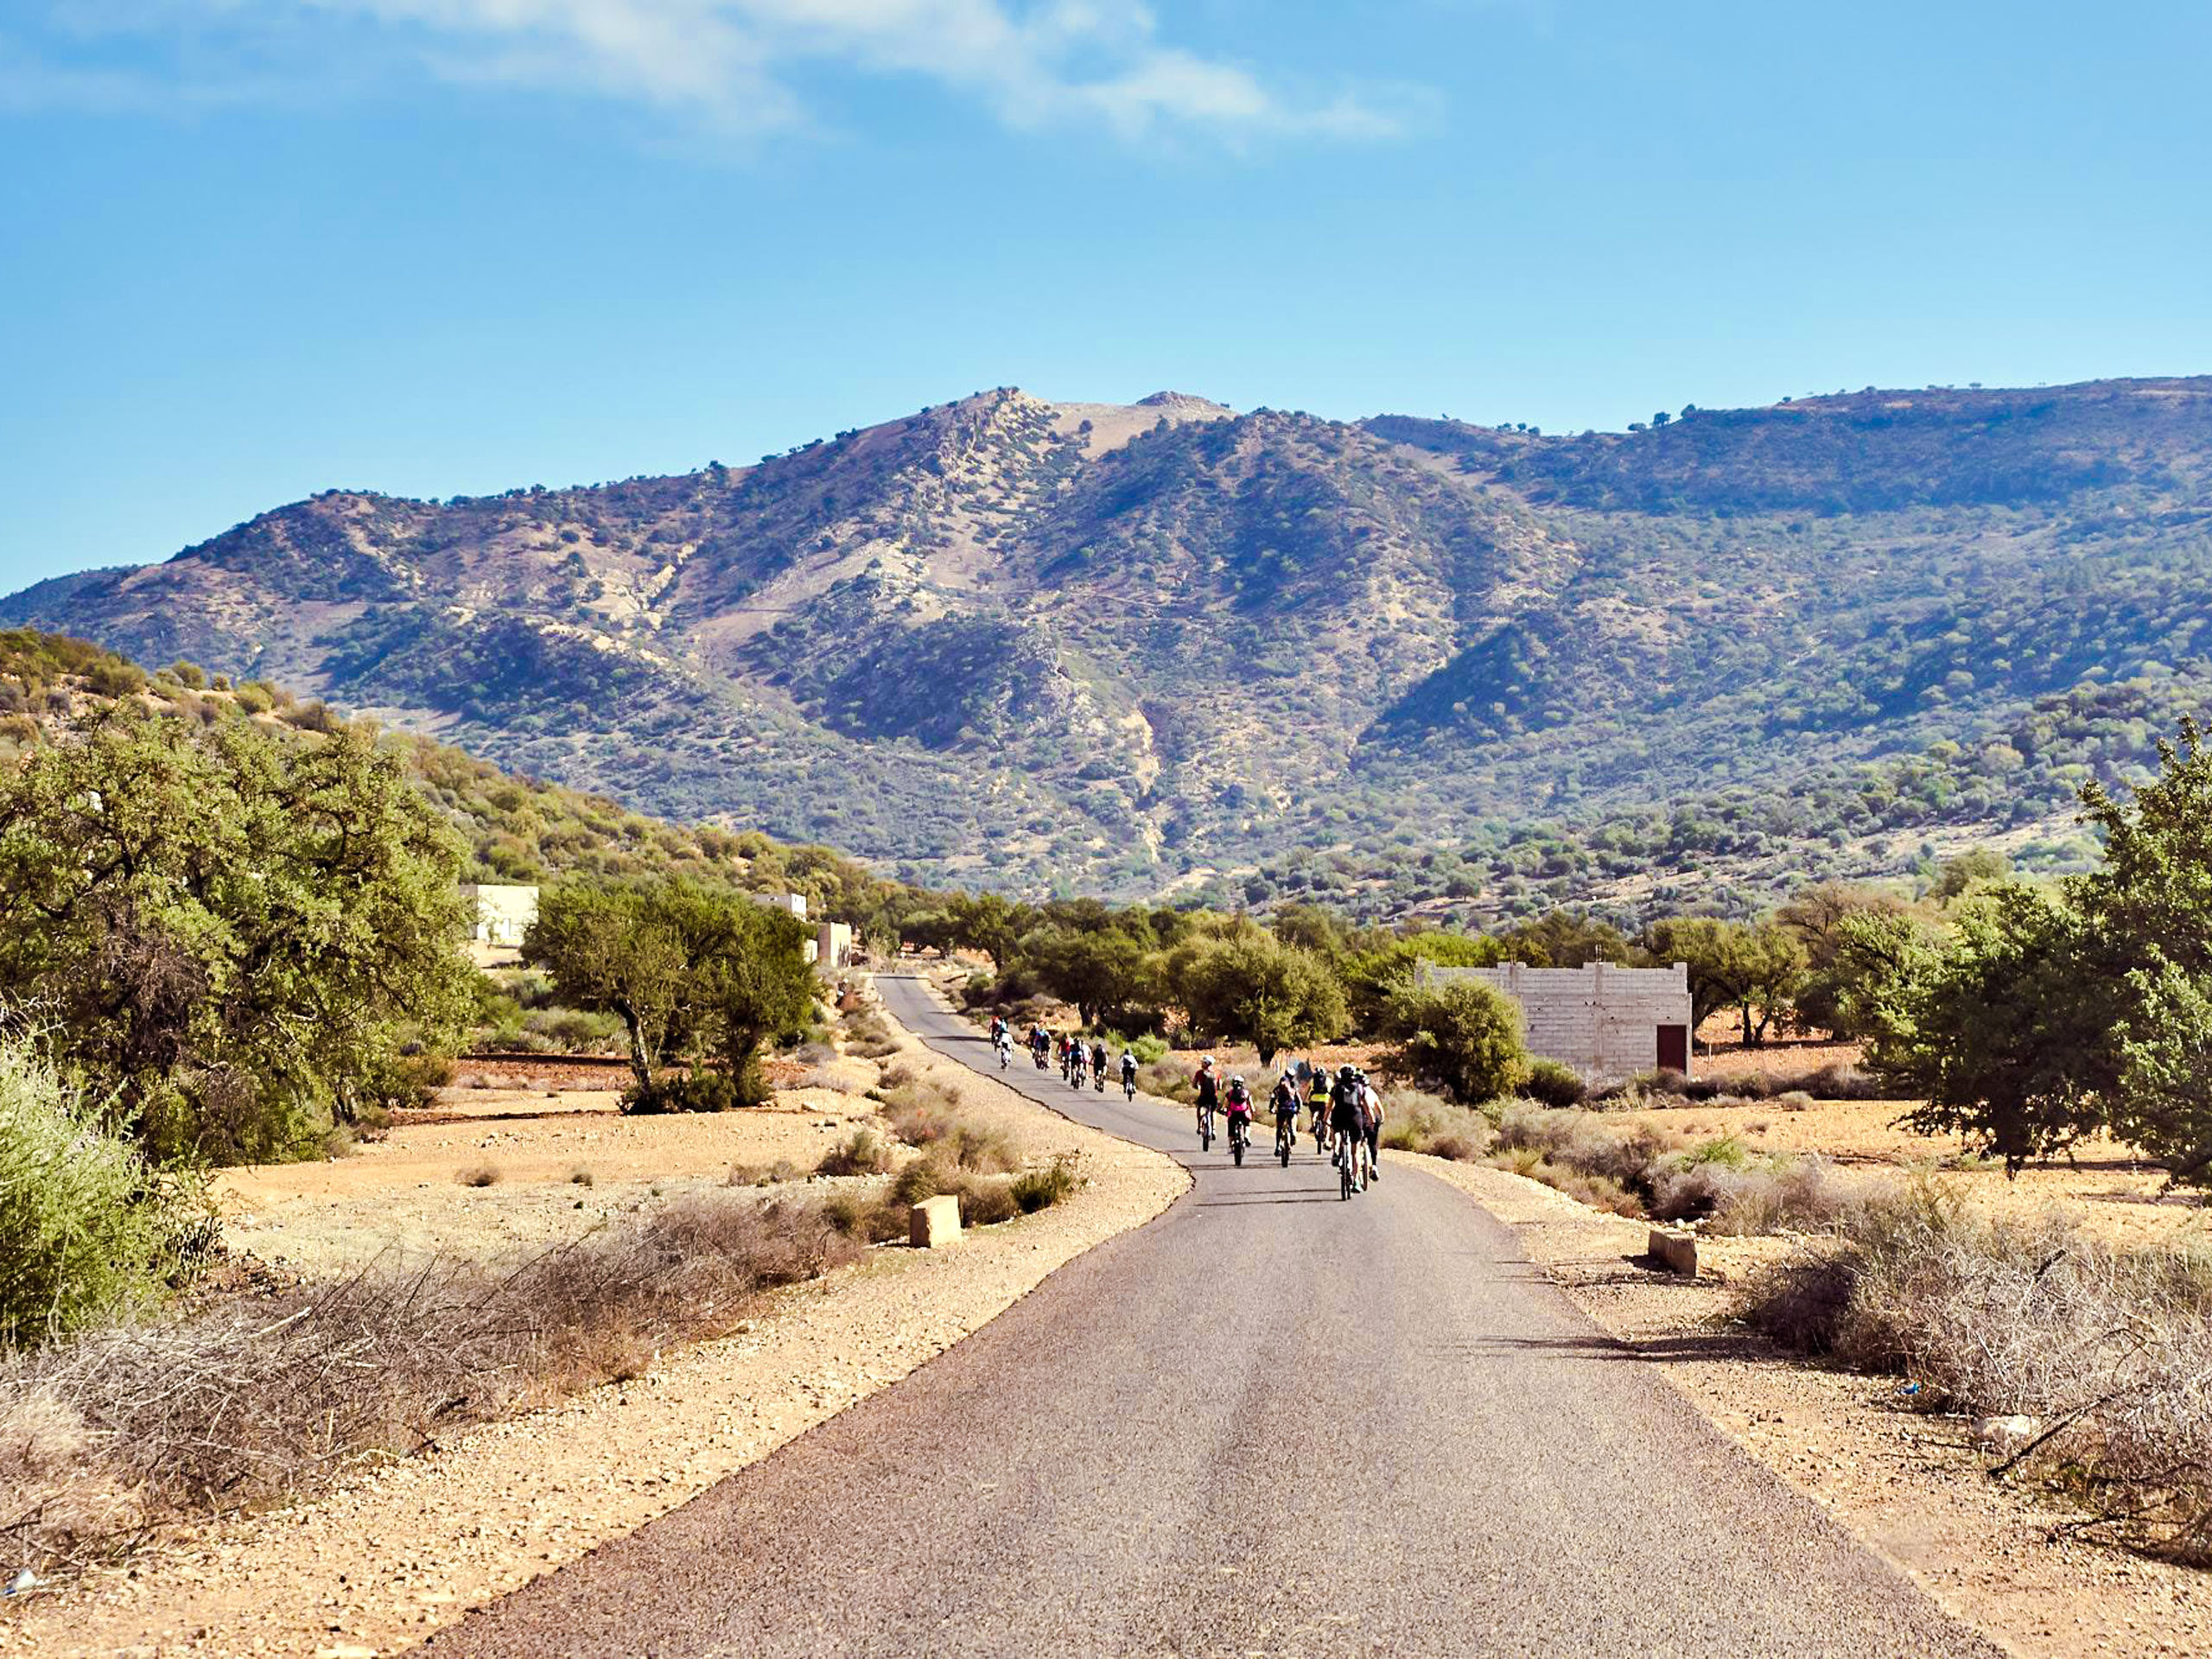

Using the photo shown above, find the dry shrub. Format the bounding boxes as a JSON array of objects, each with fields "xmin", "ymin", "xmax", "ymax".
[
  {"xmin": 0, "ymin": 1195, "xmax": 860, "ymax": 1577},
  {"xmin": 880, "ymin": 1081, "xmax": 1014, "ymax": 1173},
  {"xmin": 1381, "ymin": 1090, "xmax": 1496, "ymax": 1163},
  {"xmin": 456, "ymin": 1164, "xmax": 501, "ymax": 1188},
  {"xmin": 1650, "ymin": 1157, "xmax": 1863, "ymax": 1235},
  {"xmin": 841, "ymin": 1011, "xmax": 901, "ymax": 1060},
  {"xmin": 815, "ymin": 1129, "xmax": 897, "ymax": 1178},
  {"xmin": 1741, "ymin": 1183, "xmax": 2212, "ymax": 1560}
]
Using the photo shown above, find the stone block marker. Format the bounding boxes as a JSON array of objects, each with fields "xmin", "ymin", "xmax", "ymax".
[
  {"xmin": 910, "ymin": 1194, "xmax": 963, "ymax": 1249},
  {"xmin": 1647, "ymin": 1229, "xmax": 1698, "ymax": 1276}
]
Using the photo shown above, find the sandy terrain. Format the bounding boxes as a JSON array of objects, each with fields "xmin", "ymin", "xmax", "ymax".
[
  {"xmin": 217, "ymin": 1065, "xmax": 887, "ymax": 1276},
  {"xmin": 7, "ymin": 995, "xmax": 1188, "ymax": 1659}
]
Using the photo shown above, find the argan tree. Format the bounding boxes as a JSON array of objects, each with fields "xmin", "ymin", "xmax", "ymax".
[{"xmin": 0, "ymin": 711, "xmax": 474, "ymax": 1164}]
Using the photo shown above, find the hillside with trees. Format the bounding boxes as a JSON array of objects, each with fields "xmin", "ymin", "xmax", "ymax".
[{"xmin": 9, "ymin": 378, "xmax": 2212, "ymax": 912}]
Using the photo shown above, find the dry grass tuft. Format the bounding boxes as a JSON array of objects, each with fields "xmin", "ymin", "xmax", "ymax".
[{"xmin": 457, "ymin": 1164, "xmax": 501, "ymax": 1189}]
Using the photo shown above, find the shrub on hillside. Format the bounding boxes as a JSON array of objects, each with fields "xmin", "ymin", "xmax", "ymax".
[{"xmin": 0, "ymin": 1041, "xmax": 213, "ymax": 1345}]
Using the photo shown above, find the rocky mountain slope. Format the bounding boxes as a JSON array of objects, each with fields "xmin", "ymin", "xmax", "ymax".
[{"xmin": 10, "ymin": 377, "xmax": 2212, "ymax": 910}]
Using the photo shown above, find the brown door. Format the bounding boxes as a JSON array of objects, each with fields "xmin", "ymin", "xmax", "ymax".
[{"xmin": 1656, "ymin": 1024, "xmax": 1689, "ymax": 1072}]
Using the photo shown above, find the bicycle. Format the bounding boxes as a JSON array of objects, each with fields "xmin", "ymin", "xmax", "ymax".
[
  {"xmin": 1197, "ymin": 1103, "xmax": 1214, "ymax": 1152},
  {"xmin": 1274, "ymin": 1112, "xmax": 1295, "ymax": 1167},
  {"xmin": 1121, "ymin": 1065, "xmax": 1137, "ymax": 1102},
  {"xmin": 1228, "ymin": 1111, "xmax": 1250, "ymax": 1166},
  {"xmin": 1336, "ymin": 1134, "xmax": 1360, "ymax": 1199}
]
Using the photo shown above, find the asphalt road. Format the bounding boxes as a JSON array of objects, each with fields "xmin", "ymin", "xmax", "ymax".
[{"xmin": 425, "ymin": 976, "xmax": 1996, "ymax": 1657}]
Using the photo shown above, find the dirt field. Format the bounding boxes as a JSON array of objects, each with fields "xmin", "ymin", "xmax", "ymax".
[{"xmin": 215, "ymin": 1055, "xmax": 887, "ymax": 1277}]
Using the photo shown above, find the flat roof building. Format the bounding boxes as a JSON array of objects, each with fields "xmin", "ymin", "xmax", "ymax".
[{"xmin": 1416, "ymin": 960, "xmax": 1694, "ymax": 1085}]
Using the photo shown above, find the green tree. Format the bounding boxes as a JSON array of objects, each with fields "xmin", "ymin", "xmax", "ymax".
[
  {"xmin": 1500, "ymin": 910, "xmax": 1631, "ymax": 968},
  {"xmin": 1023, "ymin": 926, "xmax": 1159, "ymax": 1030},
  {"xmin": 1777, "ymin": 882, "xmax": 1915, "ymax": 1037},
  {"xmin": 1376, "ymin": 979, "xmax": 1529, "ymax": 1103},
  {"xmin": 1875, "ymin": 884, "xmax": 2110, "ymax": 1169},
  {"xmin": 1175, "ymin": 936, "xmax": 1346, "ymax": 1065},
  {"xmin": 527, "ymin": 883, "xmax": 815, "ymax": 1109},
  {"xmin": 1340, "ymin": 931, "xmax": 1503, "ymax": 1033},
  {"xmin": 0, "ymin": 711, "xmax": 474, "ymax": 1165},
  {"xmin": 1641, "ymin": 916, "xmax": 1807, "ymax": 1046}
]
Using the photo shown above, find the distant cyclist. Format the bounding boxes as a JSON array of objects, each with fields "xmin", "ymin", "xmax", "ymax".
[
  {"xmin": 1269, "ymin": 1071, "xmax": 1301, "ymax": 1160},
  {"xmin": 1357, "ymin": 1071, "xmax": 1385, "ymax": 1185},
  {"xmin": 1194, "ymin": 1056, "xmax": 1221, "ymax": 1146},
  {"xmin": 1090, "ymin": 1039, "xmax": 1109, "ymax": 1092},
  {"xmin": 1120, "ymin": 1049, "xmax": 1138, "ymax": 1099},
  {"xmin": 1329, "ymin": 1065, "xmax": 1366, "ymax": 1192},
  {"xmin": 1309, "ymin": 1067, "xmax": 1331, "ymax": 1153},
  {"xmin": 1224, "ymin": 1074, "xmax": 1255, "ymax": 1160},
  {"xmin": 995, "ymin": 1029, "xmax": 1013, "ymax": 1070}
]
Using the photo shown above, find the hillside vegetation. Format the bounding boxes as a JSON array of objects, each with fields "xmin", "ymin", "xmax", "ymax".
[
  {"xmin": 0, "ymin": 628, "xmax": 918, "ymax": 927},
  {"xmin": 10, "ymin": 378, "xmax": 2211, "ymax": 914}
]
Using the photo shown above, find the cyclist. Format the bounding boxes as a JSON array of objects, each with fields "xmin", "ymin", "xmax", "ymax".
[
  {"xmin": 1329, "ymin": 1065, "xmax": 1366, "ymax": 1192},
  {"xmin": 1358, "ymin": 1071, "xmax": 1385, "ymax": 1185},
  {"xmin": 995, "ymin": 1029, "xmax": 1013, "ymax": 1070},
  {"xmin": 1090, "ymin": 1039, "xmax": 1109, "ymax": 1092},
  {"xmin": 1224, "ymin": 1074, "xmax": 1255, "ymax": 1159},
  {"xmin": 1309, "ymin": 1066, "xmax": 1331, "ymax": 1153},
  {"xmin": 1069, "ymin": 1041, "xmax": 1088, "ymax": 1089},
  {"xmin": 1194, "ymin": 1056, "xmax": 1221, "ymax": 1146},
  {"xmin": 1119, "ymin": 1048, "xmax": 1138, "ymax": 1099},
  {"xmin": 989, "ymin": 1014, "xmax": 1007, "ymax": 1047},
  {"xmin": 1269, "ymin": 1071, "xmax": 1301, "ymax": 1160}
]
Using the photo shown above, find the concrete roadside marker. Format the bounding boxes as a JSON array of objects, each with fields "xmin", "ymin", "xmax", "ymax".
[
  {"xmin": 910, "ymin": 1194, "xmax": 962, "ymax": 1249},
  {"xmin": 1647, "ymin": 1228, "xmax": 1698, "ymax": 1275}
]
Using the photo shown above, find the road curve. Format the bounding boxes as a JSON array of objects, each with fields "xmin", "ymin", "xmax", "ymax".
[{"xmin": 423, "ymin": 976, "xmax": 1994, "ymax": 1657}]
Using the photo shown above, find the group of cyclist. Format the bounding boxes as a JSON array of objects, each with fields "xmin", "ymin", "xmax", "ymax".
[
  {"xmin": 1190, "ymin": 1053, "xmax": 1383, "ymax": 1192},
  {"xmin": 986, "ymin": 1014, "xmax": 1382, "ymax": 1193},
  {"xmin": 988, "ymin": 1015, "xmax": 1139, "ymax": 1099}
]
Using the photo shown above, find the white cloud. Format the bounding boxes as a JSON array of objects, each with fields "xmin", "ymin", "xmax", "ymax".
[{"xmin": 5, "ymin": 0, "xmax": 1422, "ymax": 143}]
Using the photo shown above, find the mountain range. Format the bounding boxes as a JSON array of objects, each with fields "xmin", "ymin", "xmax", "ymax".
[{"xmin": 10, "ymin": 376, "xmax": 2212, "ymax": 914}]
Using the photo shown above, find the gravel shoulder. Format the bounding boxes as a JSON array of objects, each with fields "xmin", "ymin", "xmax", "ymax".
[
  {"xmin": 7, "ymin": 996, "xmax": 1186, "ymax": 1659},
  {"xmin": 1400, "ymin": 1153, "xmax": 2212, "ymax": 1659}
]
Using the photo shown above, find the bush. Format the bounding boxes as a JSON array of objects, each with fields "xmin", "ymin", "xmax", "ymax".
[
  {"xmin": 1011, "ymin": 1154, "xmax": 1082, "ymax": 1213},
  {"xmin": 524, "ymin": 1007, "xmax": 626, "ymax": 1053},
  {"xmin": 1740, "ymin": 1185, "xmax": 2212, "ymax": 1558},
  {"xmin": 1378, "ymin": 981, "xmax": 1529, "ymax": 1103},
  {"xmin": 1522, "ymin": 1058, "xmax": 1587, "ymax": 1109},
  {"xmin": 621, "ymin": 1070, "xmax": 746, "ymax": 1115},
  {"xmin": 0, "ymin": 1041, "xmax": 212, "ymax": 1345},
  {"xmin": 1379, "ymin": 1089, "xmax": 1497, "ymax": 1162},
  {"xmin": 457, "ymin": 1164, "xmax": 501, "ymax": 1188},
  {"xmin": 816, "ymin": 1129, "xmax": 897, "ymax": 1178}
]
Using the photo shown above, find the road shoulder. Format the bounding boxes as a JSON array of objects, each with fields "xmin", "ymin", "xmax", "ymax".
[{"xmin": 1398, "ymin": 1151, "xmax": 2209, "ymax": 1659}]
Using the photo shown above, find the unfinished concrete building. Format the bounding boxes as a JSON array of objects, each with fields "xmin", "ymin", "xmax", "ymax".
[{"xmin": 1416, "ymin": 960, "xmax": 1694, "ymax": 1085}]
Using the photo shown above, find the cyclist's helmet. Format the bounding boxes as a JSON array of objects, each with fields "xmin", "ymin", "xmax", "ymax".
[{"xmin": 1230, "ymin": 1073, "xmax": 1245, "ymax": 1085}]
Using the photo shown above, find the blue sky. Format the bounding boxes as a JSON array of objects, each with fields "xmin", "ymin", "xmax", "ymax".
[{"xmin": 3, "ymin": 1, "xmax": 2209, "ymax": 591}]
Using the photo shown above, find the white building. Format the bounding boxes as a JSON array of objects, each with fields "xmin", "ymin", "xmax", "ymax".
[
  {"xmin": 1416, "ymin": 960, "xmax": 1694, "ymax": 1085},
  {"xmin": 752, "ymin": 892, "xmax": 809, "ymax": 921},
  {"xmin": 460, "ymin": 883, "xmax": 539, "ymax": 947}
]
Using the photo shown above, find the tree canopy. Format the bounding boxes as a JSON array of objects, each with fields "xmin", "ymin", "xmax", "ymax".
[{"xmin": 0, "ymin": 712, "xmax": 474, "ymax": 1164}]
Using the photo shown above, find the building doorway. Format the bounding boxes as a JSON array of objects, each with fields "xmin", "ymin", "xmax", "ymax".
[{"xmin": 1656, "ymin": 1024, "xmax": 1689, "ymax": 1072}]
